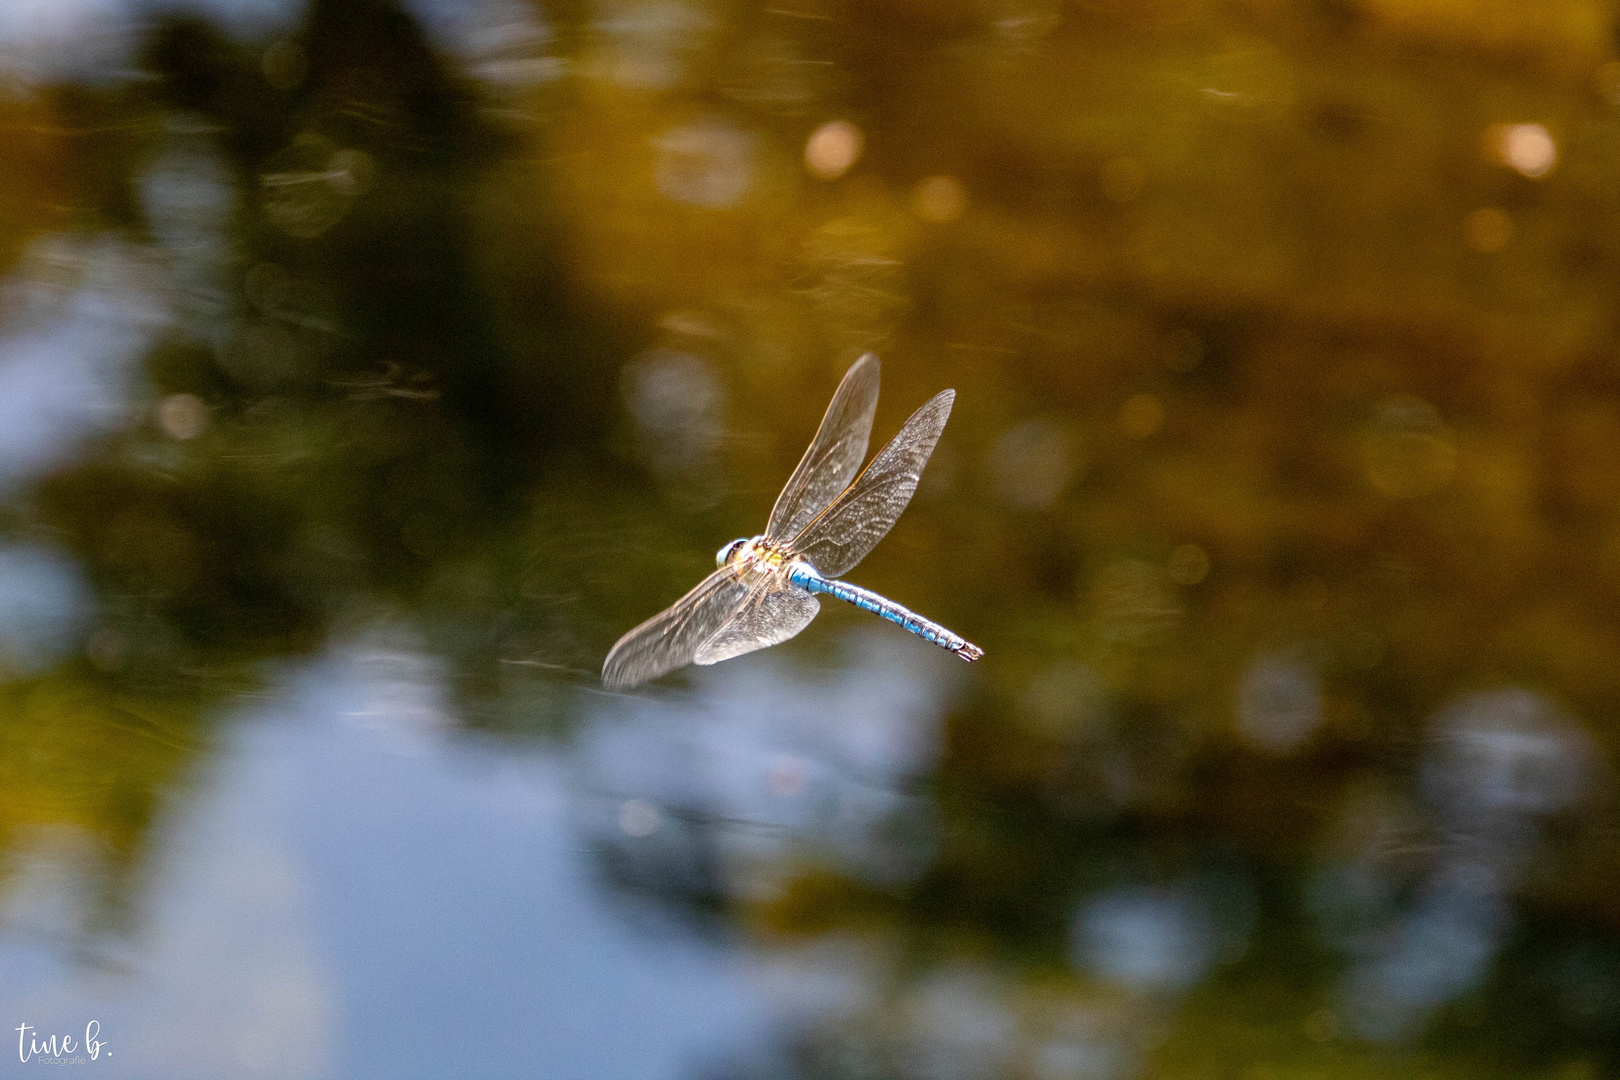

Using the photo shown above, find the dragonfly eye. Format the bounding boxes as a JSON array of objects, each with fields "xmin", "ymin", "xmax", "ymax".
[{"xmin": 716, "ymin": 539, "xmax": 746, "ymax": 567}]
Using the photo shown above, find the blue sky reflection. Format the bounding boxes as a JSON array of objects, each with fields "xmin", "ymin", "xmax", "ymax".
[{"xmin": 0, "ymin": 641, "xmax": 776, "ymax": 1080}]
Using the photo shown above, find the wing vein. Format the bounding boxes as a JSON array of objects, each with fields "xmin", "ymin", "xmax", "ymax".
[
  {"xmin": 791, "ymin": 388, "xmax": 954, "ymax": 580},
  {"xmin": 601, "ymin": 566, "xmax": 753, "ymax": 690},
  {"xmin": 766, "ymin": 354, "xmax": 881, "ymax": 540}
]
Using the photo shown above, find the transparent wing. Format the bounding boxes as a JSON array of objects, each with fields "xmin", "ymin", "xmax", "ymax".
[
  {"xmin": 602, "ymin": 566, "xmax": 753, "ymax": 690},
  {"xmin": 694, "ymin": 576, "xmax": 820, "ymax": 665},
  {"xmin": 791, "ymin": 388, "xmax": 954, "ymax": 580},
  {"xmin": 765, "ymin": 353, "xmax": 881, "ymax": 540}
]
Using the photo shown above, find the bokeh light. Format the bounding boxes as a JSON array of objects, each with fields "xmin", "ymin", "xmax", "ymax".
[
  {"xmin": 1116, "ymin": 393, "xmax": 1163, "ymax": 439},
  {"xmin": 260, "ymin": 37, "xmax": 306, "ymax": 88},
  {"xmin": 653, "ymin": 118, "xmax": 756, "ymax": 208},
  {"xmin": 156, "ymin": 393, "xmax": 209, "ymax": 440},
  {"xmin": 912, "ymin": 175, "xmax": 966, "ymax": 223},
  {"xmin": 620, "ymin": 348, "xmax": 725, "ymax": 491},
  {"xmin": 1236, "ymin": 651, "xmax": 1322, "ymax": 755},
  {"xmin": 1486, "ymin": 122, "xmax": 1558, "ymax": 178},
  {"xmin": 804, "ymin": 120, "xmax": 863, "ymax": 180},
  {"xmin": 0, "ymin": 545, "xmax": 92, "ymax": 675},
  {"xmin": 1165, "ymin": 543, "xmax": 1209, "ymax": 586},
  {"xmin": 1071, "ymin": 878, "xmax": 1248, "ymax": 994},
  {"xmin": 1362, "ymin": 395, "xmax": 1457, "ymax": 499},
  {"xmin": 619, "ymin": 798, "xmax": 661, "ymax": 837},
  {"xmin": 260, "ymin": 133, "xmax": 365, "ymax": 239},
  {"xmin": 986, "ymin": 419, "xmax": 1076, "ymax": 510},
  {"xmin": 590, "ymin": 0, "xmax": 713, "ymax": 90},
  {"xmin": 1090, "ymin": 559, "xmax": 1182, "ymax": 644}
]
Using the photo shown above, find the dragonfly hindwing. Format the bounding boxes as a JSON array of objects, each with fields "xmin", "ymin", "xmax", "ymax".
[{"xmin": 694, "ymin": 583, "xmax": 820, "ymax": 665}]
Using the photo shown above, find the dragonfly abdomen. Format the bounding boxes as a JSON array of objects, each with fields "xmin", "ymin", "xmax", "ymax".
[{"xmin": 788, "ymin": 562, "xmax": 984, "ymax": 662}]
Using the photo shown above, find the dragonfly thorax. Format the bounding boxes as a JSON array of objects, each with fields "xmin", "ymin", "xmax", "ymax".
[{"xmin": 717, "ymin": 534, "xmax": 790, "ymax": 575}]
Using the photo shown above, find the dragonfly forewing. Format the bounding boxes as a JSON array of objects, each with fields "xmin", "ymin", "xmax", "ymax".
[
  {"xmin": 791, "ymin": 388, "xmax": 954, "ymax": 580},
  {"xmin": 602, "ymin": 566, "xmax": 752, "ymax": 690},
  {"xmin": 693, "ymin": 577, "xmax": 820, "ymax": 666},
  {"xmin": 765, "ymin": 353, "xmax": 881, "ymax": 541}
]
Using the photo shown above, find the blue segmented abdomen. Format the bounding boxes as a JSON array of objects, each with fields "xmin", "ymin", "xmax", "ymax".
[{"xmin": 787, "ymin": 562, "xmax": 983, "ymax": 661}]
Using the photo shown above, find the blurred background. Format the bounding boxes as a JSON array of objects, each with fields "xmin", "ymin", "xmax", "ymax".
[{"xmin": 0, "ymin": 0, "xmax": 1617, "ymax": 1076}]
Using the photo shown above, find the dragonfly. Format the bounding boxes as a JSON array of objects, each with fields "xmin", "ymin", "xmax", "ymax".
[{"xmin": 602, "ymin": 353, "xmax": 983, "ymax": 690}]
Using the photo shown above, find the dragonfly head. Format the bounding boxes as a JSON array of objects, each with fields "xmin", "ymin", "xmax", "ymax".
[{"xmin": 716, "ymin": 538, "xmax": 749, "ymax": 568}]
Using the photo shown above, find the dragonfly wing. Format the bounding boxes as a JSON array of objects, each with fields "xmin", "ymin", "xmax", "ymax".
[
  {"xmin": 602, "ymin": 566, "xmax": 753, "ymax": 690},
  {"xmin": 765, "ymin": 353, "xmax": 881, "ymax": 541},
  {"xmin": 791, "ymin": 388, "xmax": 954, "ymax": 580},
  {"xmin": 694, "ymin": 578, "xmax": 820, "ymax": 665}
]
